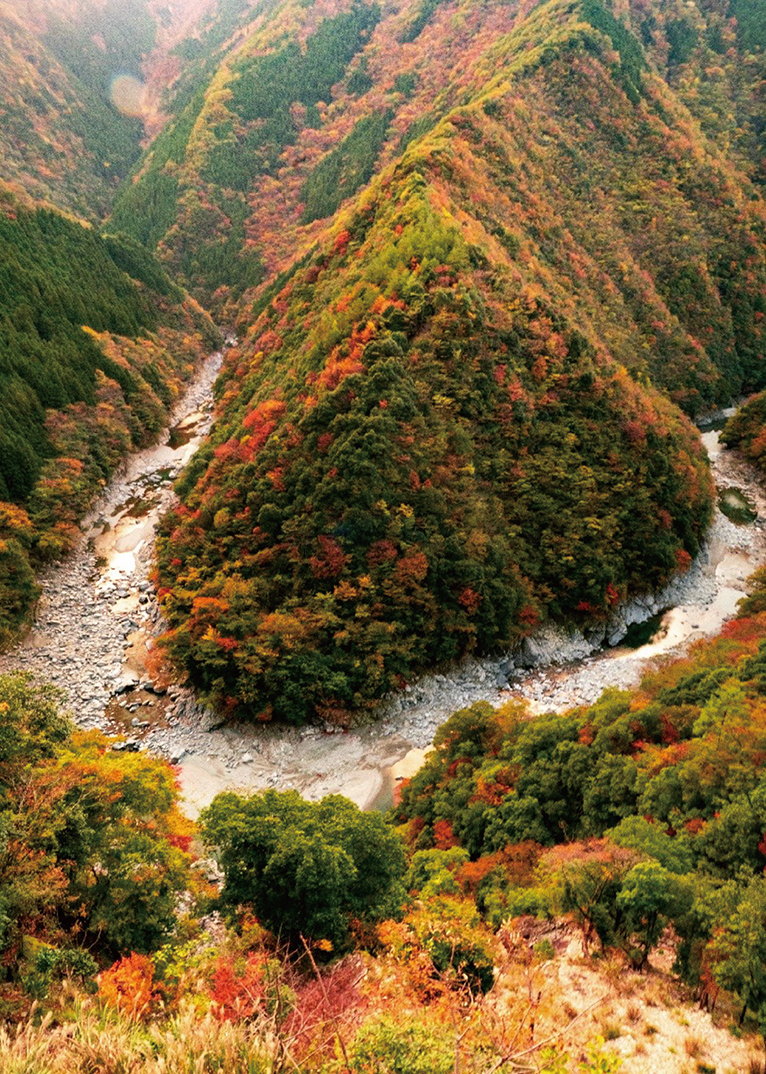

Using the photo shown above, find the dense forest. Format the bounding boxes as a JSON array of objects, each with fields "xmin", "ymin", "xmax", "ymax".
[
  {"xmin": 0, "ymin": 0, "xmax": 764, "ymax": 1067},
  {"xmin": 0, "ymin": 0, "xmax": 157, "ymax": 217},
  {"xmin": 154, "ymin": 160, "xmax": 715, "ymax": 723},
  {"xmin": 109, "ymin": 0, "xmax": 766, "ymax": 333},
  {"xmin": 4, "ymin": 574, "xmax": 766, "ymax": 1068},
  {"xmin": 0, "ymin": 0, "xmax": 763, "ymax": 723},
  {"xmin": 121, "ymin": 0, "xmax": 761, "ymax": 726},
  {"xmin": 0, "ymin": 185, "xmax": 218, "ymax": 646}
]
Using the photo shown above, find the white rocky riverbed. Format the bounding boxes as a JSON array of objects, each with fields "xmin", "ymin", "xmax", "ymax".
[{"xmin": 1, "ymin": 367, "xmax": 763, "ymax": 816}]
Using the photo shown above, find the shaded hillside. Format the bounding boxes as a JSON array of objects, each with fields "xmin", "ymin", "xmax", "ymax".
[
  {"xmin": 0, "ymin": 0, "xmax": 144, "ymax": 216},
  {"xmin": 0, "ymin": 0, "xmax": 224, "ymax": 218},
  {"xmin": 154, "ymin": 147, "xmax": 713, "ymax": 724},
  {"xmin": 0, "ymin": 186, "xmax": 218, "ymax": 645}
]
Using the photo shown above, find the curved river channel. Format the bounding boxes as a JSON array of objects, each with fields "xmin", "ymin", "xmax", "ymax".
[{"xmin": 1, "ymin": 350, "xmax": 765, "ymax": 817}]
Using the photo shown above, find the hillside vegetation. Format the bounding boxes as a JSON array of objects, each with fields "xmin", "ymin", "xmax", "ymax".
[
  {"xmin": 0, "ymin": 0, "xmax": 236, "ymax": 220},
  {"xmin": 0, "ymin": 0, "xmax": 152, "ymax": 217},
  {"xmin": 154, "ymin": 149, "xmax": 715, "ymax": 723},
  {"xmin": 110, "ymin": 0, "xmax": 765, "ymax": 347},
  {"xmin": 0, "ymin": 0, "xmax": 765, "ymax": 1068},
  {"xmin": 1, "ymin": 0, "xmax": 763, "ymax": 724},
  {"xmin": 4, "ymin": 580, "xmax": 766, "ymax": 1069},
  {"xmin": 721, "ymin": 390, "xmax": 766, "ymax": 471},
  {"xmin": 143, "ymin": 0, "xmax": 766, "ymax": 724},
  {"xmin": 0, "ymin": 186, "xmax": 218, "ymax": 646}
]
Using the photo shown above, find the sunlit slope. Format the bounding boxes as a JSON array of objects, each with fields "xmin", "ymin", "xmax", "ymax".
[
  {"xmin": 110, "ymin": 0, "xmax": 764, "ymax": 398},
  {"xmin": 154, "ymin": 137, "xmax": 714, "ymax": 723}
]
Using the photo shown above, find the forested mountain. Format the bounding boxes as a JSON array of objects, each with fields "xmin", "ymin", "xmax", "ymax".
[
  {"xmin": 109, "ymin": 0, "xmax": 765, "ymax": 333},
  {"xmin": 1, "ymin": 0, "xmax": 766, "ymax": 1067},
  {"xmin": 0, "ymin": 184, "xmax": 218, "ymax": 645},
  {"xmin": 154, "ymin": 156, "xmax": 715, "ymax": 723},
  {"xmin": 135, "ymin": 0, "xmax": 765, "ymax": 723},
  {"xmin": 0, "ymin": 0, "xmax": 763, "ymax": 719},
  {"xmin": 0, "ymin": 0, "xmax": 223, "ymax": 218}
]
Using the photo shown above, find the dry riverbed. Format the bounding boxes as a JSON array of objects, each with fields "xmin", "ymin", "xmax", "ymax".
[{"xmin": 1, "ymin": 378, "xmax": 764, "ymax": 818}]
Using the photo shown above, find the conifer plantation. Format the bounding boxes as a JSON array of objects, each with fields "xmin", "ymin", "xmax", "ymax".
[
  {"xmin": 0, "ymin": 0, "xmax": 764, "ymax": 1068},
  {"xmin": 0, "ymin": 188, "xmax": 217, "ymax": 644}
]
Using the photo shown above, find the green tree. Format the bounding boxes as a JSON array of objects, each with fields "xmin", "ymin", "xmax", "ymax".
[
  {"xmin": 406, "ymin": 847, "xmax": 469, "ymax": 897},
  {"xmin": 0, "ymin": 674, "xmax": 194, "ymax": 961},
  {"xmin": 49, "ymin": 733, "xmax": 195, "ymax": 955},
  {"xmin": 201, "ymin": 790, "xmax": 406, "ymax": 947},
  {"xmin": 693, "ymin": 681, "xmax": 749, "ymax": 741},
  {"xmin": 349, "ymin": 1016, "xmax": 454, "ymax": 1074},
  {"xmin": 615, "ymin": 861, "xmax": 690, "ymax": 970},
  {"xmin": 608, "ymin": 816, "xmax": 693, "ymax": 874},
  {"xmin": 709, "ymin": 876, "xmax": 766, "ymax": 1029}
]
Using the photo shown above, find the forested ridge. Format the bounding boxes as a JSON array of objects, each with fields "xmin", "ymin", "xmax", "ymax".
[
  {"xmin": 0, "ymin": 185, "xmax": 218, "ymax": 646},
  {"xmin": 109, "ymin": 0, "xmax": 766, "ymax": 330},
  {"xmin": 0, "ymin": 0, "xmax": 763, "ymax": 724},
  {"xmin": 146, "ymin": 0, "xmax": 765, "ymax": 725},
  {"xmin": 154, "ymin": 154, "xmax": 715, "ymax": 723},
  {"xmin": 0, "ymin": 0, "xmax": 765, "ymax": 1068}
]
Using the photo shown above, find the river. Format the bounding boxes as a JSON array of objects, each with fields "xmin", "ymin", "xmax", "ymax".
[{"xmin": 1, "ymin": 354, "xmax": 764, "ymax": 818}]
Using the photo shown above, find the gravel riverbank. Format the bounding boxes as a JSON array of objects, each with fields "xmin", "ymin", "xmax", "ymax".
[{"xmin": 1, "ymin": 377, "xmax": 764, "ymax": 817}]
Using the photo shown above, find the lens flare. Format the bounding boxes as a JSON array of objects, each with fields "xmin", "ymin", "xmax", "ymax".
[{"xmin": 109, "ymin": 73, "xmax": 146, "ymax": 117}]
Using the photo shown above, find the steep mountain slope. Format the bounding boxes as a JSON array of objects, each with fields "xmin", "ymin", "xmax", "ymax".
[
  {"xmin": 0, "ymin": 184, "xmax": 218, "ymax": 645},
  {"xmin": 145, "ymin": 0, "xmax": 765, "ymax": 724},
  {"xmin": 110, "ymin": 0, "xmax": 765, "ymax": 391},
  {"xmin": 0, "ymin": 0, "xmax": 224, "ymax": 218},
  {"xmin": 154, "ymin": 147, "xmax": 713, "ymax": 724},
  {"xmin": 1, "ymin": 0, "xmax": 763, "ymax": 725},
  {"xmin": 721, "ymin": 389, "xmax": 766, "ymax": 470},
  {"xmin": 0, "ymin": 0, "xmax": 145, "ymax": 216}
]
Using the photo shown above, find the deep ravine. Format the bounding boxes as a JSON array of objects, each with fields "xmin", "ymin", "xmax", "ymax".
[
  {"xmin": 0, "ymin": 348, "xmax": 224, "ymax": 734},
  {"xmin": 1, "ymin": 378, "xmax": 764, "ymax": 817}
]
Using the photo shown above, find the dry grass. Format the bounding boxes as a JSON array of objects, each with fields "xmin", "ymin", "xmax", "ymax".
[
  {"xmin": 0, "ymin": 1003, "xmax": 282, "ymax": 1074},
  {"xmin": 0, "ymin": 929, "xmax": 761, "ymax": 1074},
  {"xmin": 494, "ymin": 924, "xmax": 763, "ymax": 1073},
  {"xmin": 684, "ymin": 1035, "xmax": 702, "ymax": 1058}
]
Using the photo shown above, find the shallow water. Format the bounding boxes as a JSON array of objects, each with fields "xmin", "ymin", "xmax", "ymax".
[{"xmin": 170, "ymin": 425, "xmax": 766, "ymax": 817}]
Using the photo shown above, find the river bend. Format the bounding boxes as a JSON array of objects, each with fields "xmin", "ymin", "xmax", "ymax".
[{"xmin": 1, "ymin": 363, "xmax": 763, "ymax": 817}]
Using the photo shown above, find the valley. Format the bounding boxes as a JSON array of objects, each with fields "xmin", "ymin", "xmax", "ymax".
[
  {"xmin": 0, "ymin": 0, "xmax": 765, "ymax": 1066},
  {"xmin": 1, "ymin": 372, "xmax": 763, "ymax": 819}
]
